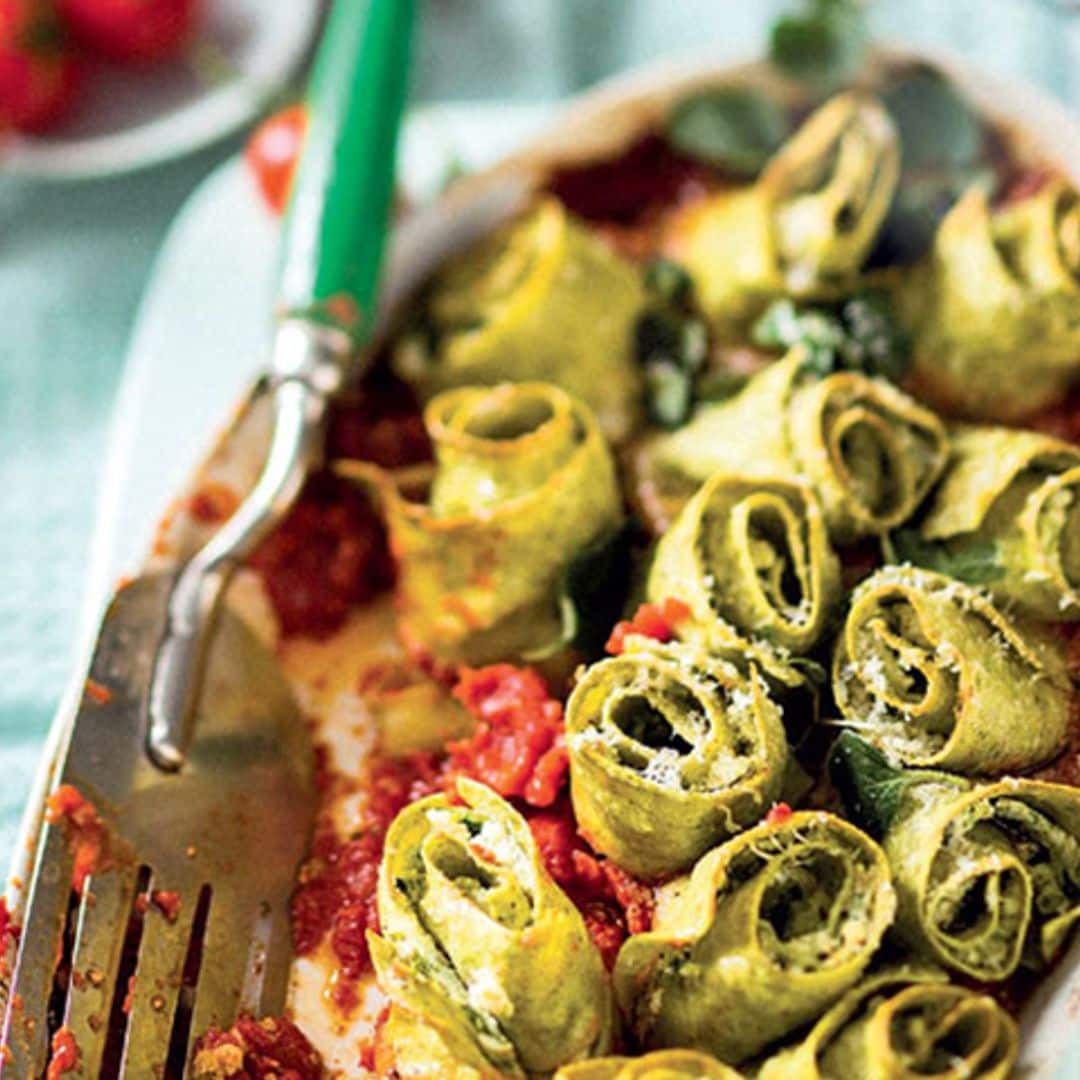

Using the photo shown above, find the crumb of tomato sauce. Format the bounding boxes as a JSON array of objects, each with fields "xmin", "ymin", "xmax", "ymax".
[
  {"xmin": 83, "ymin": 678, "xmax": 112, "ymax": 705},
  {"xmin": 290, "ymin": 753, "xmax": 442, "ymax": 1009},
  {"xmin": 188, "ymin": 481, "xmax": 241, "ymax": 526},
  {"xmin": 765, "ymin": 802, "xmax": 793, "ymax": 826},
  {"xmin": 527, "ymin": 797, "xmax": 655, "ymax": 969},
  {"xmin": 606, "ymin": 598, "xmax": 690, "ymax": 655},
  {"xmin": 45, "ymin": 785, "xmax": 107, "ymax": 896},
  {"xmin": 193, "ymin": 1015, "xmax": 323, "ymax": 1080},
  {"xmin": 151, "ymin": 890, "xmax": 182, "ymax": 923},
  {"xmin": 446, "ymin": 664, "xmax": 569, "ymax": 808},
  {"xmin": 249, "ymin": 473, "xmax": 393, "ymax": 640},
  {"xmin": 46, "ymin": 1027, "xmax": 79, "ymax": 1079}
]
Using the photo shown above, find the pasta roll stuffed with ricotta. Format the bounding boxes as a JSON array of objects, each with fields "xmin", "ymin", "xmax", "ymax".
[
  {"xmin": 613, "ymin": 810, "xmax": 895, "ymax": 1064},
  {"xmin": 647, "ymin": 472, "xmax": 841, "ymax": 653},
  {"xmin": 919, "ymin": 425, "xmax": 1080, "ymax": 620},
  {"xmin": 395, "ymin": 197, "xmax": 646, "ymax": 441},
  {"xmin": 757, "ymin": 966, "xmax": 1018, "ymax": 1080},
  {"xmin": 342, "ymin": 382, "xmax": 622, "ymax": 666},
  {"xmin": 565, "ymin": 638, "xmax": 789, "ymax": 879},
  {"xmin": 884, "ymin": 776, "xmax": 1080, "ymax": 982},
  {"xmin": 667, "ymin": 92, "xmax": 899, "ymax": 333},
  {"xmin": 833, "ymin": 566, "xmax": 1070, "ymax": 773},
  {"xmin": 655, "ymin": 351, "xmax": 948, "ymax": 541},
  {"xmin": 903, "ymin": 180, "xmax": 1080, "ymax": 421},
  {"xmin": 370, "ymin": 778, "xmax": 613, "ymax": 1079}
]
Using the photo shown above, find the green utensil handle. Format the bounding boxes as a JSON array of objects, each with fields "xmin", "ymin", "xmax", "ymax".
[{"xmin": 278, "ymin": 0, "xmax": 416, "ymax": 345}]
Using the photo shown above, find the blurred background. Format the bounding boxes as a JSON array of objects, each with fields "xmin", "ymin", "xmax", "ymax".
[{"xmin": 1, "ymin": 0, "xmax": 1078, "ymax": 857}]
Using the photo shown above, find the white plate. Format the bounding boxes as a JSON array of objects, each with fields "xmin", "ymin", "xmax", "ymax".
[{"xmin": 0, "ymin": 0, "xmax": 322, "ymax": 180}]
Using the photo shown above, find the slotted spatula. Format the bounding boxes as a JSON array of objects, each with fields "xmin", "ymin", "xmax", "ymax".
[{"xmin": 1, "ymin": 0, "xmax": 415, "ymax": 1074}]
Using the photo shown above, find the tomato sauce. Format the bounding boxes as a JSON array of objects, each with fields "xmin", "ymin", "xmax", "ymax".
[
  {"xmin": 45, "ymin": 785, "xmax": 107, "ymax": 896},
  {"xmin": 527, "ymin": 797, "xmax": 654, "ymax": 969},
  {"xmin": 250, "ymin": 377, "xmax": 430, "ymax": 642},
  {"xmin": 606, "ymin": 598, "xmax": 690, "ymax": 655},
  {"xmin": 446, "ymin": 664, "xmax": 569, "ymax": 808},
  {"xmin": 193, "ymin": 1015, "xmax": 324, "ymax": 1080},
  {"xmin": 45, "ymin": 1028, "xmax": 79, "ymax": 1080},
  {"xmin": 289, "ymin": 752, "xmax": 442, "ymax": 1007}
]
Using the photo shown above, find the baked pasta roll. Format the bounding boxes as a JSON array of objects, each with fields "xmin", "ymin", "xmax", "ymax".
[
  {"xmin": 395, "ymin": 197, "xmax": 646, "ymax": 441},
  {"xmin": 647, "ymin": 472, "xmax": 841, "ymax": 653},
  {"xmin": 903, "ymin": 180, "xmax": 1080, "ymax": 421},
  {"xmin": 757, "ymin": 966, "xmax": 1018, "ymax": 1080},
  {"xmin": 667, "ymin": 93, "xmax": 899, "ymax": 333},
  {"xmin": 613, "ymin": 810, "xmax": 895, "ymax": 1064},
  {"xmin": 655, "ymin": 351, "xmax": 948, "ymax": 541},
  {"xmin": 370, "ymin": 778, "xmax": 613, "ymax": 1078},
  {"xmin": 565, "ymin": 638, "xmax": 789, "ymax": 879},
  {"xmin": 833, "ymin": 566, "xmax": 1070, "ymax": 773},
  {"xmin": 344, "ymin": 382, "xmax": 622, "ymax": 666},
  {"xmin": 555, "ymin": 1050, "xmax": 739, "ymax": 1080},
  {"xmin": 919, "ymin": 425, "xmax": 1080, "ymax": 620}
]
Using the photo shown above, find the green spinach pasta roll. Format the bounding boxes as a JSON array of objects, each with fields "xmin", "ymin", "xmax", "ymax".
[
  {"xmin": 370, "ymin": 778, "xmax": 613, "ymax": 1078},
  {"xmin": 565, "ymin": 638, "xmax": 789, "ymax": 879},
  {"xmin": 614, "ymin": 810, "xmax": 895, "ymax": 1064},
  {"xmin": 832, "ymin": 566, "xmax": 1070, "ymax": 773},
  {"xmin": 647, "ymin": 472, "xmax": 841, "ymax": 653},
  {"xmin": 667, "ymin": 92, "xmax": 899, "ymax": 333},
  {"xmin": 757, "ymin": 966, "xmax": 1018, "ymax": 1080},
  {"xmin": 832, "ymin": 734, "xmax": 1080, "ymax": 983},
  {"xmin": 919, "ymin": 425, "xmax": 1080, "ymax": 620},
  {"xmin": 555, "ymin": 1050, "xmax": 739, "ymax": 1079},
  {"xmin": 654, "ymin": 351, "xmax": 948, "ymax": 541},
  {"xmin": 903, "ymin": 180, "xmax": 1080, "ymax": 421},
  {"xmin": 342, "ymin": 382, "xmax": 622, "ymax": 666},
  {"xmin": 395, "ymin": 196, "xmax": 646, "ymax": 441}
]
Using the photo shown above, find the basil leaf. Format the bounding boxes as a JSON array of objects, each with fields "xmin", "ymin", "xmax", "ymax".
[
  {"xmin": 770, "ymin": 0, "xmax": 869, "ymax": 91},
  {"xmin": 882, "ymin": 66, "xmax": 985, "ymax": 173},
  {"xmin": 891, "ymin": 530, "xmax": 1005, "ymax": 586},
  {"xmin": 667, "ymin": 87, "xmax": 790, "ymax": 175},
  {"xmin": 827, "ymin": 731, "xmax": 914, "ymax": 838},
  {"xmin": 557, "ymin": 522, "xmax": 638, "ymax": 659}
]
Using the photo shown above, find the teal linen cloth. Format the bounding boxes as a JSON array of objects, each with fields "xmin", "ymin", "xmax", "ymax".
[{"xmin": 1, "ymin": 0, "xmax": 1077, "ymax": 865}]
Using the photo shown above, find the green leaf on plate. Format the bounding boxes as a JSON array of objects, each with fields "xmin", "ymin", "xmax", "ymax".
[
  {"xmin": 770, "ymin": 0, "xmax": 870, "ymax": 91},
  {"xmin": 890, "ymin": 530, "xmax": 1005, "ymax": 586},
  {"xmin": 667, "ymin": 86, "xmax": 790, "ymax": 175},
  {"xmin": 881, "ymin": 65, "xmax": 985, "ymax": 172},
  {"xmin": 827, "ymin": 731, "xmax": 917, "ymax": 838}
]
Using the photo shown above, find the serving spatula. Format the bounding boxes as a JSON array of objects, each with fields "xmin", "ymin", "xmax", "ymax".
[{"xmin": 0, "ymin": 0, "xmax": 415, "ymax": 1074}]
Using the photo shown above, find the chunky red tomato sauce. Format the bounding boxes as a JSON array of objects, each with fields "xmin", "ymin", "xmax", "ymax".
[
  {"xmin": 250, "ymin": 379, "xmax": 431, "ymax": 642},
  {"xmin": 447, "ymin": 665, "xmax": 568, "ymax": 808},
  {"xmin": 45, "ymin": 1028, "xmax": 79, "ymax": 1080},
  {"xmin": 45, "ymin": 784, "xmax": 107, "ymax": 896},
  {"xmin": 606, "ymin": 597, "xmax": 690, "ymax": 655},
  {"xmin": 194, "ymin": 1015, "xmax": 324, "ymax": 1080},
  {"xmin": 290, "ymin": 751, "xmax": 443, "ymax": 1009}
]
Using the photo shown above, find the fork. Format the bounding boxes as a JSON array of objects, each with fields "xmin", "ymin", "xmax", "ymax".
[{"xmin": 1, "ymin": 0, "xmax": 416, "ymax": 1074}]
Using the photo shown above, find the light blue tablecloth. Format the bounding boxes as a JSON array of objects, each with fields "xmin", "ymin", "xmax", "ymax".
[{"xmin": 1, "ymin": 0, "xmax": 1078, "ymax": 865}]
